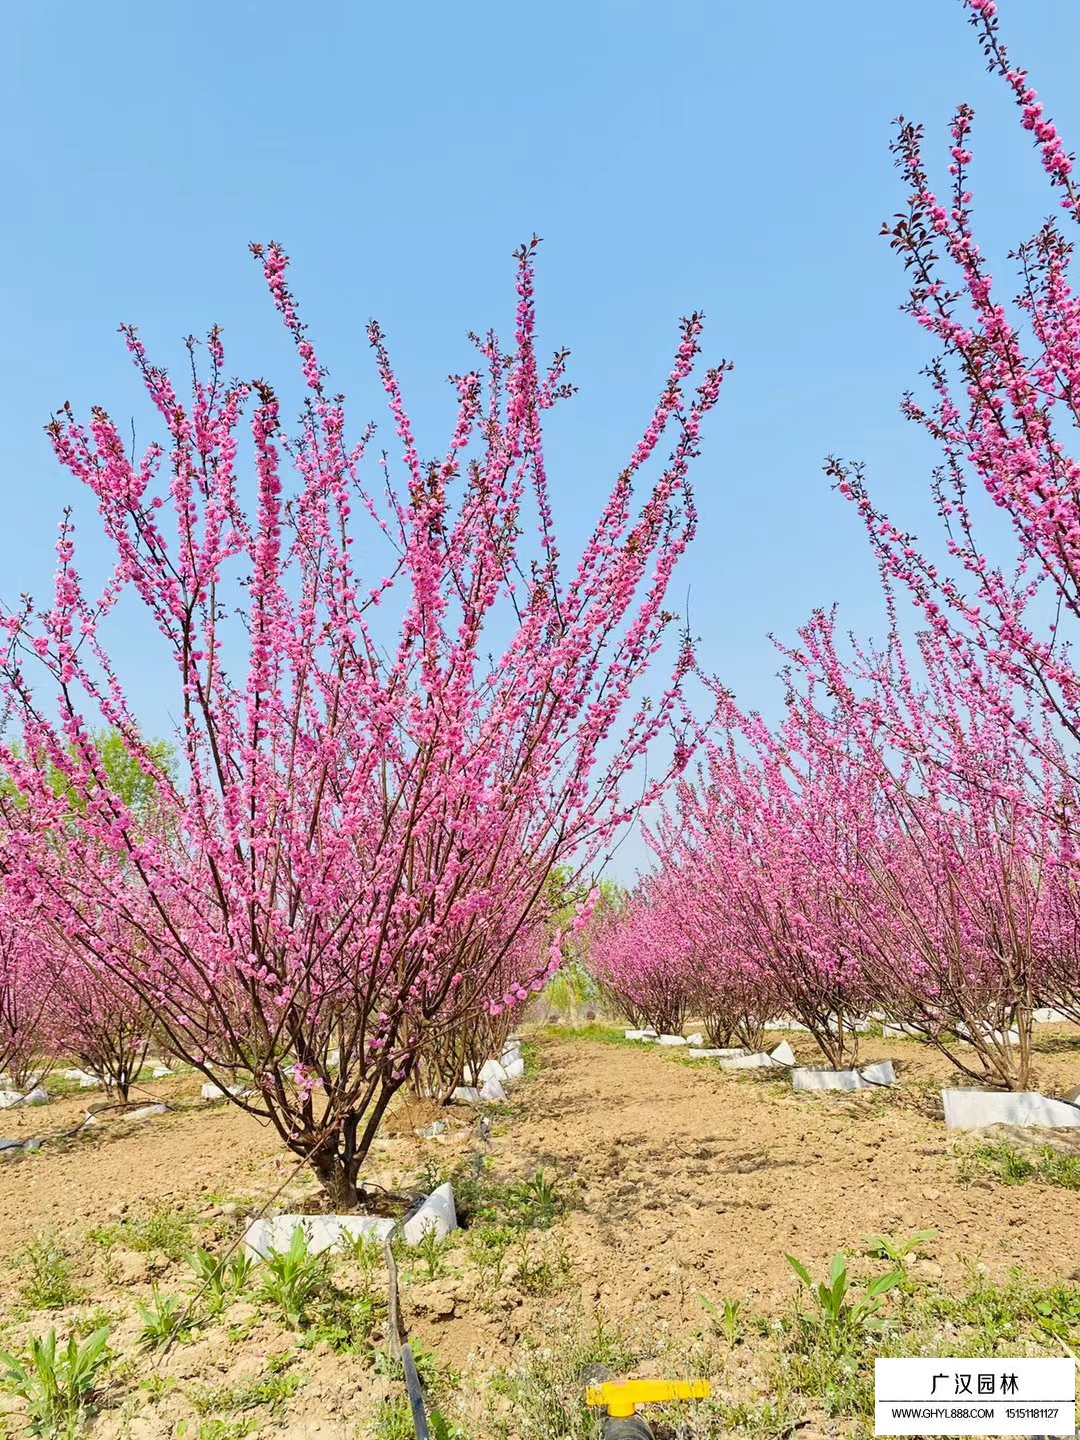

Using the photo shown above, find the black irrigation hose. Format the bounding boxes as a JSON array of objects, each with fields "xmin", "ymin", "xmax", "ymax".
[
  {"xmin": 384, "ymin": 1233, "xmax": 433, "ymax": 1440},
  {"xmin": 383, "ymin": 1107, "xmax": 493, "ymax": 1438},
  {"xmin": 402, "ymin": 1345, "xmax": 431, "ymax": 1440}
]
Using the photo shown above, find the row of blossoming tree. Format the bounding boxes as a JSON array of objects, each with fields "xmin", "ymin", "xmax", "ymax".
[
  {"xmin": 590, "ymin": 0, "xmax": 1080, "ymax": 1094},
  {"xmin": 0, "ymin": 238, "xmax": 726, "ymax": 1202}
]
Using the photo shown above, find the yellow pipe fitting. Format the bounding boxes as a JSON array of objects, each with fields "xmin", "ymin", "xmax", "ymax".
[{"xmin": 584, "ymin": 1379, "xmax": 711, "ymax": 1419}]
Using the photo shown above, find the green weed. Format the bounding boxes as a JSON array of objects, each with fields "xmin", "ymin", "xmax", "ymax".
[
  {"xmin": 255, "ymin": 1226, "xmax": 331, "ymax": 1330},
  {"xmin": 16, "ymin": 1237, "xmax": 83, "ymax": 1312},
  {"xmin": 968, "ymin": 1141, "xmax": 1080, "ymax": 1189},
  {"xmin": 505, "ymin": 1169, "xmax": 564, "ymax": 1229},
  {"xmin": 786, "ymin": 1251, "xmax": 902, "ymax": 1343},
  {"xmin": 87, "ymin": 1205, "xmax": 195, "ymax": 1262},
  {"xmin": 860, "ymin": 1228, "xmax": 939, "ymax": 1277},
  {"xmin": 701, "ymin": 1293, "xmax": 744, "ymax": 1347},
  {"xmin": 135, "ymin": 1289, "xmax": 193, "ymax": 1349},
  {"xmin": 0, "ymin": 1326, "xmax": 110, "ymax": 1439}
]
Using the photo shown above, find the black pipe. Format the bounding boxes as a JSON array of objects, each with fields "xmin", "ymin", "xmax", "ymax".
[
  {"xmin": 402, "ymin": 1344, "xmax": 430, "ymax": 1440},
  {"xmin": 603, "ymin": 1417, "xmax": 654, "ymax": 1440}
]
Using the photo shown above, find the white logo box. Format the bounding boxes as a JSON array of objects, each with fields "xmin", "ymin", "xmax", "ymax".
[{"xmin": 875, "ymin": 1357, "xmax": 1075, "ymax": 1436}]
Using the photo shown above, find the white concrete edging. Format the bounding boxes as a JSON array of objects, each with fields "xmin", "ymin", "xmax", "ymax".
[
  {"xmin": 791, "ymin": 1060, "xmax": 895, "ymax": 1092},
  {"xmin": 720, "ymin": 1040, "xmax": 796, "ymax": 1071},
  {"xmin": 942, "ymin": 1089, "xmax": 1080, "ymax": 1130},
  {"xmin": 243, "ymin": 1181, "xmax": 458, "ymax": 1258},
  {"xmin": 201, "ymin": 1082, "xmax": 253, "ymax": 1100}
]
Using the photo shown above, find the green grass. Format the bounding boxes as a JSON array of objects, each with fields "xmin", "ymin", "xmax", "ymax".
[
  {"xmin": 189, "ymin": 1356, "xmax": 302, "ymax": 1416},
  {"xmin": 533, "ymin": 1023, "xmax": 638, "ymax": 1049},
  {"xmin": 489, "ymin": 1317, "xmax": 638, "ymax": 1440},
  {"xmin": 965, "ymin": 1141, "xmax": 1080, "ymax": 1189},
  {"xmin": 16, "ymin": 1236, "xmax": 84, "ymax": 1312},
  {"xmin": 86, "ymin": 1205, "xmax": 196, "ymax": 1262}
]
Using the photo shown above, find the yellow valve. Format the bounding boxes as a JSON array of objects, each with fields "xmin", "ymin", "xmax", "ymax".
[{"xmin": 584, "ymin": 1379, "xmax": 711, "ymax": 1419}]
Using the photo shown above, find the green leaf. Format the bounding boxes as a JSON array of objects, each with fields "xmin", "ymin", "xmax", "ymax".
[
  {"xmin": 785, "ymin": 1255, "xmax": 813, "ymax": 1289},
  {"xmin": 865, "ymin": 1269, "xmax": 903, "ymax": 1300}
]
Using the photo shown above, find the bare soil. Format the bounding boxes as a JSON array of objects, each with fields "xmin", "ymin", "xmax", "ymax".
[{"xmin": 0, "ymin": 1025, "xmax": 1077, "ymax": 1440}]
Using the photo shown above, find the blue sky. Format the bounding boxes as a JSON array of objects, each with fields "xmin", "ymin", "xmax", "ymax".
[{"xmin": 3, "ymin": 0, "xmax": 1078, "ymax": 878}]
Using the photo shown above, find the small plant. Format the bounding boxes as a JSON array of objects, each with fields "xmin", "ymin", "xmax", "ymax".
[
  {"xmin": 701, "ymin": 1293, "xmax": 744, "ymax": 1347},
  {"xmin": 303, "ymin": 1291, "xmax": 377, "ymax": 1354},
  {"xmin": 87, "ymin": 1205, "xmax": 194, "ymax": 1262},
  {"xmin": 505, "ymin": 1169, "xmax": 563, "ymax": 1229},
  {"xmin": 135, "ymin": 1289, "xmax": 193, "ymax": 1349},
  {"xmin": 185, "ymin": 1248, "xmax": 230, "ymax": 1315},
  {"xmin": 786, "ymin": 1252, "xmax": 902, "ymax": 1344},
  {"xmin": 712, "ymin": 1395, "xmax": 800, "ymax": 1440},
  {"xmin": 861, "ymin": 1229, "xmax": 938, "ymax": 1276},
  {"xmin": 413, "ymin": 1226, "xmax": 451, "ymax": 1281},
  {"xmin": 256, "ymin": 1226, "xmax": 331, "ymax": 1330},
  {"xmin": 337, "ymin": 1229, "xmax": 384, "ymax": 1294},
  {"xmin": 969, "ymin": 1141, "xmax": 1080, "ymax": 1190},
  {"xmin": 139, "ymin": 1375, "xmax": 177, "ymax": 1401},
  {"xmin": 513, "ymin": 1235, "xmax": 571, "ymax": 1297},
  {"xmin": 467, "ymin": 1226, "xmax": 514, "ymax": 1291},
  {"xmin": 225, "ymin": 1249, "xmax": 256, "ymax": 1293},
  {"xmin": 0, "ymin": 1326, "xmax": 110, "ymax": 1439},
  {"xmin": 176, "ymin": 1421, "xmax": 255, "ymax": 1440},
  {"xmin": 17, "ymin": 1237, "xmax": 83, "ymax": 1312},
  {"xmin": 373, "ymin": 1395, "xmax": 413, "ymax": 1440},
  {"xmin": 189, "ymin": 1359, "xmax": 302, "ymax": 1416}
]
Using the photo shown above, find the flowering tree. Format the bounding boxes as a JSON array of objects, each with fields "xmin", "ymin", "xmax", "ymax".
[
  {"xmin": 0, "ymin": 240, "xmax": 725, "ymax": 1204},
  {"xmin": 41, "ymin": 935, "xmax": 153, "ymax": 1103},
  {"xmin": 831, "ymin": 0, "xmax": 1080, "ymax": 854},
  {"xmin": 678, "ymin": 691, "xmax": 875, "ymax": 1070},
  {"xmin": 589, "ymin": 883, "xmax": 697, "ymax": 1036},
  {"xmin": 0, "ymin": 900, "xmax": 53, "ymax": 1090},
  {"xmin": 784, "ymin": 605, "xmax": 1056, "ymax": 1089}
]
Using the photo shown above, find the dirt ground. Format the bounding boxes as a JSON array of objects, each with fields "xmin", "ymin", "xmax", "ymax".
[{"xmin": 0, "ymin": 1024, "xmax": 1077, "ymax": 1439}]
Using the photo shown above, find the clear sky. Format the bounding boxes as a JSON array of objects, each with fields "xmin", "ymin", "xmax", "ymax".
[{"xmin": 3, "ymin": 0, "xmax": 1078, "ymax": 879}]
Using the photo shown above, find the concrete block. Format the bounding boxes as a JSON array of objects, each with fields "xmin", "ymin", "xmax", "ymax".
[
  {"xmin": 127, "ymin": 1102, "xmax": 167, "ymax": 1121},
  {"xmin": 243, "ymin": 1182, "xmax": 457, "ymax": 1258},
  {"xmin": 401, "ymin": 1182, "xmax": 458, "ymax": 1244},
  {"xmin": 942, "ymin": 1088, "xmax": 1080, "ymax": 1130},
  {"xmin": 0, "ymin": 1086, "xmax": 47, "ymax": 1109},
  {"xmin": 956, "ymin": 1024, "xmax": 1019, "ymax": 1046},
  {"xmin": 791, "ymin": 1060, "xmax": 895, "ymax": 1092},
  {"xmin": 719, "ymin": 1052, "xmax": 775, "ymax": 1070},
  {"xmin": 882, "ymin": 1022, "xmax": 925, "ymax": 1039},
  {"xmin": 720, "ymin": 1039, "xmax": 796, "ymax": 1071},
  {"xmin": 245, "ymin": 1213, "xmax": 394, "ymax": 1258},
  {"xmin": 201, "ymin": 1082, "xmax": 252, "ymax": 1100}
]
